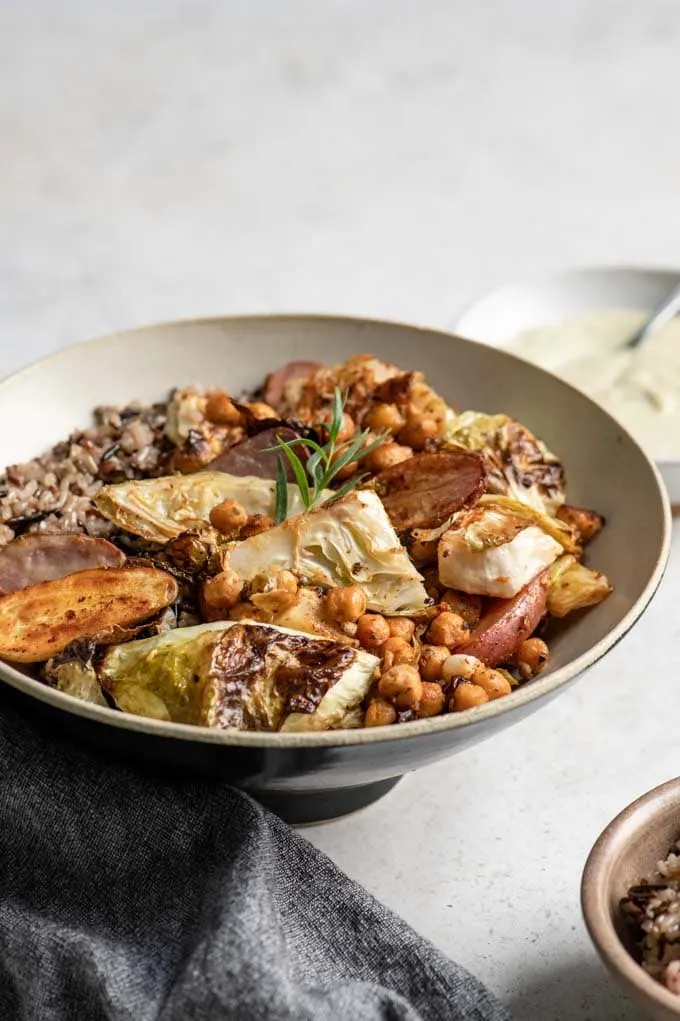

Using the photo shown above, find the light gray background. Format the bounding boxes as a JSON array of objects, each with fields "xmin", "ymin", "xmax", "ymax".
[{"xmin": 3, "ymin": 3, "xmax": 679, "ymax": 1018}]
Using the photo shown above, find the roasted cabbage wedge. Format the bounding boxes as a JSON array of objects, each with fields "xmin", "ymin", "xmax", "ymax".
[
  {"xmin": 99, "ymin": 620, "xmax": 379, "ymax": 731},
  {"xmin": 44, "ymin": 659, "xmax": 108, "ymax": 706},
  {"xmin": 444, "ymin": 411, "xmax": 565, "ymax": 515},
  {"xmin": 546, "ymin": 555, "xmax": 612, "ymax": 617},
  {"xmin": 95, "ymin": 472, "xmax": 329, "ymax": 543},
  {"xmin": 0, "ymin": 567, "xmax": 178, "ymax": 662},
  {"xmin": 222, "ymin": 491, "xmax": 429, "ymax": 615},
  {"xmin": 438, "ymin": 496, "xmax": 577, "ymax": 598}
]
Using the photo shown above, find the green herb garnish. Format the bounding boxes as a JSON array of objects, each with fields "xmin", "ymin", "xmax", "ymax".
[{"xmin": 269, "ymin": 388, "xmax": 389, "ymax": 521}]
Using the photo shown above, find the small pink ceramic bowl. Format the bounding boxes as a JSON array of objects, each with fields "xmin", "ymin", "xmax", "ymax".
[{"xmin": 582, "ymin": 778, "xmax": 680, "ymax": 1020}]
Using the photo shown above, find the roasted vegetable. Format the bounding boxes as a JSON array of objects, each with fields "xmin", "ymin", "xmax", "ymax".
[
  {"xmin": 271, "ymin": 586, "xmax": 358, "ymax": 644},
  {"xmin": 438, "ymin": 496, "xmax": 575, "ymax": 598},
  {"xmin": 556, "ymin": 504, "xmax": 604, "ymax": 545},
  {"xmin": 99, "ymin": 620, "xmax": 379, "ymax": 731},
  {"xmin": 95, "ymin": 472, "xmax": 323, "ymax": 543},
  {"xmin": 0, "ymin": 534, "xmax": 125, "ymax": 596},
  {"xmin": 547, "ymin": 555, "xmax": 612, "ymax": 617},
  {"xmin": 222, "ymin": 491, "xmax": 428, "ymax": 615},
  {"xmin": 0, "ymin": 567, "xmax": 178, "ymax": 662},
  {"xmin": 208, "ymin": 427, "xmax": 304, "ymax": 479},
  {"xmin": 445, "ymin": 411, "xmax": 565, "ymax": 515},
  {"xmin": 461, "ymin": 572, "xmax": 549, "ymax": 666},
  {"xmin": 44, "ymin": 659, "xmax": 107, "ymax": 706},
  {"xmin": 263, "ymin": 361, "xmax": 323, "ymax": 410},
  {"xmin": 371, "ymin": 450, "xmax": 486, "ymax": 532}
]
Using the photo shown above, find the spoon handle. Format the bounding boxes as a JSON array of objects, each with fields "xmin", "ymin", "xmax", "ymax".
[{"xmin": 626, "ymin": 281, "xmax": 680, "ymax": 349}]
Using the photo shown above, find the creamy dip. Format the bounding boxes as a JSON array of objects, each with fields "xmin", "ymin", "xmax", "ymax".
[{"xmin": 507, "ymin": 310, "xmax": 680, "ymax": 459}]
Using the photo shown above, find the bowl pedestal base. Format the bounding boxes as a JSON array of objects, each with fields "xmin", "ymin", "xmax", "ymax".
[{"xmin": 249, "ymin": 776, "xmax": 402, "ymax": 825}]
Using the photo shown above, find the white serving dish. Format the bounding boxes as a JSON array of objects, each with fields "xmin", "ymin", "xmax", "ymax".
[{"xmin": 452, "ymin": 266, "xmax": 680, "ymax": 504}]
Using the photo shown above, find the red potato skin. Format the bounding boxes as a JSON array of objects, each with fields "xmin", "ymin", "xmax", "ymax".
[
  {"xmin": 0, "ymin": 534, "xmax": 125, "ymax": 596},
  {"xmin": 460, "ymin": 572, "xmax": 548, "ymax": 667},
  {"xmin": 263, "ymin": 361, "xmax": 322, "ymax": 409},
  {"xmin": 375, "ymin": 450, "xmax": 487, "ymax": 532},
  {"xmin": 207, "ymin": 427, "xmax": 301, "ymax": 479}
]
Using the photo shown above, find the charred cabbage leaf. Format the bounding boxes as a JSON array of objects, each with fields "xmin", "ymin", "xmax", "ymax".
[
  {"xmin": 546, "ymin": 555, "xmax": 612, "ymax": 617},
  {"xmin": 438, "ymin": 496, "xmax": 577, "ymax": 598},
  {"xmin": 444, "ymin": 411, "xmax": 565, "ymax": 515},
  {"xmin": 43, "ymin": 641, "xmax": 108, "ymax": 706},
  {"xmin": 95, "ymin": 472, "xmax": 327, "ymax": 543},
  {"xmin": 99, "ymin": 620, "xmax": 379, "ymax": 731},
  {"xmin": 223, "ymin": 491, "xmax": 428, "ymax": 615}
]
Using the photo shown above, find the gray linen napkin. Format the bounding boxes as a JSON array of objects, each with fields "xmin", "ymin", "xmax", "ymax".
[{"xmin": 0, "ymin": 695, "xmax": 510, "ymax": 1021}]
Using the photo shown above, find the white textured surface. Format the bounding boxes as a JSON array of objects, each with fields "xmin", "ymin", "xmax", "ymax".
[{"xmin": 3, "ymin": 2, "xmax": 680, "ymax": 1017}]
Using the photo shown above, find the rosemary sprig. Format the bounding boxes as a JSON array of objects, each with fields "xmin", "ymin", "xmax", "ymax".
[{"xmin": 269, "ymin": 388, "xmax": 389, "ymax": 522}]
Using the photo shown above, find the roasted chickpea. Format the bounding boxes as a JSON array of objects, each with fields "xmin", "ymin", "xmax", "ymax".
[
  {"xmin": 251, "ymin": 588, "xmax": 297, "ymax": 613},
  {"xmin": 325, "ymin": 585, "xmax": 368, "ymax": 623},
  {"xmin": 516, "ymin": 637, "xmax": 549, "ymax": 680},
  {"xmin": 378, "ymin": 664, "xmax": 423, "ymax": 710},
  {"xmin": 473, "ymin": 667, "xmax": 512, "ymax": 701},
  {"xmin": 426, "ymin": 611, "xmax": 469, "ymax": 649},
  {"xmin": 334, "ymin": 459, "xmax": 359, "ymax": 481},
  {"xmin": 228, "ymin": 599, "xmax": 271, "ymax": 623},
  {"xmin": 209, "ymin": 498, "xmax": 248, "ymax": 535},
  {"xmin": 398, "ymin": 416, "xmax": 440, "ymax": 450},
  {"xmin": 246, "ymin": 401, "xmax": 277, "ymax": 420},
  {"xmin": 364, "ymin": 698, "xmax": 398, "ymax": 728},
  {"xmin": 387, "ymin": 617, "xmax": 415, "ymax": 642},
  {"xmin": 202, "ymin": 570, "xmax": 242, "ymax": 611},
  {"xmin": 275, "ymin": 570, "xmax": 298, "ymax": 594},
  {"xmin": 380, "ymin": 636, "xmax": 416, "ymax": 668},
  {"xmin": 366, "ymin": 441, "xmax": 413, "ymax": 474},
  {"xmin": 364, "ymin": 402, "xmax": 405, "ymax": 434},
  {"xmin": 419, "ymin": 681, "xmax": 445, "ymax": 717},
  {"xmin": 409, "ymin": 533, "xmax": 439, "ymax": 565},
  {"xmin": 319, "ymin": 410, "xmax": 355, "ymax": 443},
  {"xmin": 205, "ymin": 391, "xmax": 242, "ymax": 425},
  {"xmin": 356, "ymin": 613, "xmax": 391, "ymax": 649},
  {"xmin": 440, "ymin": 590, "xmax": 482, "ymax": 629},
  {"xmin": 421, "ymin": 566, "xmax": 442, "ymax": 599},
  {"xmin": 250, "ymin": 570, "xmax": 299, "ymax": 596},
  {"xmin": 450, "ymin": 682, "xmax": 489, "ymax": 712},
  {"xmin": 240, "ymin": 513, "xmax": 274, "ymax": 538},
  {"xmin": 441, "ymin": 654, "xmax": 479, "ymax": 683},
  {"xmin": 419, "ymin": 644, "xmax": 450, "ymax": 682}
]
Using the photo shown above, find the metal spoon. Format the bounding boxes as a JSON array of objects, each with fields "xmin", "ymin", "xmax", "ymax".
[{"xmin": 625, "ymin": 281, "xmax": 680, "ymax": 349}]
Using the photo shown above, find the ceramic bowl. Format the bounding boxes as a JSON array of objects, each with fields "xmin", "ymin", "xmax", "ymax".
[
  {"xmin": 0, "ymin": 315, "xmax": 670, "ymax": 823},
  {"xmin": 582, "ymin": 779, "xmax": 680, "ymax": 1020},
  {"xmin": 452, "ymin": 266, "xmax": 680, "ymax": 503}
]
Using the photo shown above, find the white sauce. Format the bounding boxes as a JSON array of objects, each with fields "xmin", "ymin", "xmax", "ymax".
[{"xmin": 507, "ymin": 310, "xmax": 680, "ymax": 459}]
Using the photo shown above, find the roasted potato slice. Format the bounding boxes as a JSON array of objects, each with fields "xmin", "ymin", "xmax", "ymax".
[
  {"xmin": 0, "ymin": 534, "xmax": 125, "ymax": 596},
  {"xmin": 372, "ymin": 450, "xmax": 486, "ymax": 532},
  {"xmin": 0, "ymin": 567, "xmax": 178, "ymax": 662},
  {"xmin": 461, "ymin": 571, "xmax": 548, "ymax": 666}
]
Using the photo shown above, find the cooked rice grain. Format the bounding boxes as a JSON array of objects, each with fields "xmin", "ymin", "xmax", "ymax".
[
  {"xmin": 0, "ymin": 402, "xmax": 169, "ymax": 546},
  {"xmin": 623, "ymin": 839, "xmax": 680, "ymax": 992}
]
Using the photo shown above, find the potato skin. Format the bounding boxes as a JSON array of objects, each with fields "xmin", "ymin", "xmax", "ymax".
[
  {"xmin": 0, "ymin": 567, "xmax": 178, "ymax": 662},
  {"xmin": 461, "ymin": 572, "xmax": 548, "ymax": 666}
]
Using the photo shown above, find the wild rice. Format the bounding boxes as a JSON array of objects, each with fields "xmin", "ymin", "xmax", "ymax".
[
  {"xmin": 0, "ymin": 402, "xmax": 170, "ymax": 547},
  {"xmin": 622, "ymin": 840, "xmax": 680, "ymax": 994}
]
